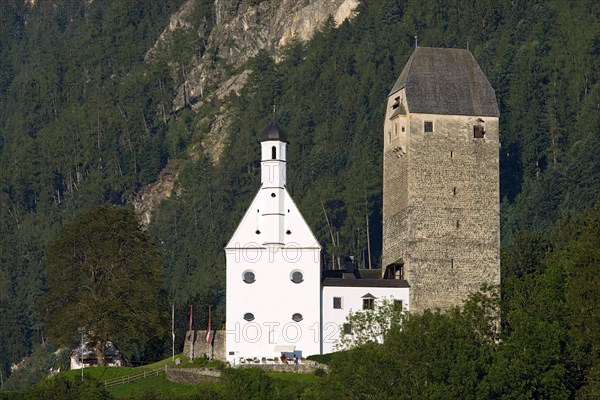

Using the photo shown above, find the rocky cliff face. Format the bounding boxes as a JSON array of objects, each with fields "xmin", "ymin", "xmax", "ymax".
[
  {"xmin": 134, "ymin": 0, "xmax": 358, "ymax": 224},
  {"xmin": 170, "ymin": 0, "xmax": 357, "ymax": 110},
  {"xmin": 147, "ymin": 0, "xmax": 357, "ymax": 112}
]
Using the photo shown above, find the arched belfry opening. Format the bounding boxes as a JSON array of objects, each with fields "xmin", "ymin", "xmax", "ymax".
[{"xmin": 271, "ymin": 146, "xmax": 276, "ymax": 159}]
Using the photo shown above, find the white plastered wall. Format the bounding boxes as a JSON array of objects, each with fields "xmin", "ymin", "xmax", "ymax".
[{"xmin": 321, "ymin": 285, "xmax": 409, "ymax": 354}]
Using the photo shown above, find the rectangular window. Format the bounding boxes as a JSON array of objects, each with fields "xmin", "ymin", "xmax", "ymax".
[
  {"xmin": 424, "ymin": 121, "xmax": 433, "ymax": 133},
  {"xmin": 363, "ymin": 298, "xmax": 375, "ymax": 310},
  {"xmin": 474, "ymin": 126, "xmax": 485, "ymax": 138},
  {"xmin": 343, "ymin": 323, "xmax": 352, "ymax": 335},
  {"xmin": 333, "ymin": 297, "xmax": 342, "ymax": 309},
  {"xmin": 394, "ymin": 300, "xmax": 403, "ymax": 310}
]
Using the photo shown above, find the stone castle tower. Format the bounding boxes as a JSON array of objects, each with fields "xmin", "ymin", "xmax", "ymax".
[{"xmin": 382, "ymin": 47, "xmax": 500, "ymax": 312}]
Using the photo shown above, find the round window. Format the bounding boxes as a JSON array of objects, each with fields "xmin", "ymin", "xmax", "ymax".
[
  {"xmin": 292, "ymin": 313, "xmax": 303, "ymax": 322},
  {"xmin": 243, "ymin": 270, "xmax": 255, "ymax": 284},
  {"xmin": 244, "ymin": 313, "xmax": 255, "ymax": 321},
  {"xmin": 290, "ymin": 270, "xmax": 303, "ymax": 284}
]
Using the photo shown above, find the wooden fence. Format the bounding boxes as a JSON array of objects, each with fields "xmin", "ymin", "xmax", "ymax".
[{"xmin": 103, "ymin": 365, "xmax": 166, "ymax": 388}]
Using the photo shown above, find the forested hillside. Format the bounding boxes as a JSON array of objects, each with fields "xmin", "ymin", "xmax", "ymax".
[
  {"xmin": 0, "ymin": 0, "xmax": 189, "ymax": 378},
  {"xmin": 1, "ymin": 0, "xmax": 599, "ymax": 390}
]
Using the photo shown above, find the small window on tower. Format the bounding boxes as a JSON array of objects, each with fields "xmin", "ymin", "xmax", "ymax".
[
  {"xmin": 271, "ymin": 146, "xmax": 276, "ymax": 159},
  {"xmin": 244, "ymin": 313, "xmax": 255, "ymax": 321},
  {"xmin": 474, "ymin": 119, "xmax": 485, "ymax": 139},
  {"xmin": 424, "ymin": 121, "xmax": 433, "ymax": 133}
]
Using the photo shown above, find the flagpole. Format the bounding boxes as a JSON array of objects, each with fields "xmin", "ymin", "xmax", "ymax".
[
  {"xmin": 206, "ymin": 304, "xmax": 212, "ymax": 360},
  {"xmin": 171, "ymin": 302, "xmax": 175, "ymax": 361},
  {"xmin": 189, "ymin": 304, "xmax": 194, "ymax": 360}
]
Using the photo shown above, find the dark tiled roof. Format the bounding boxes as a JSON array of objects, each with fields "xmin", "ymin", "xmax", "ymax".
[
  {"xmin": 358, "ymin": 269, "xmax": 383, "ymax": 279},
  {"xmin": 322, "ymin": 278, "xmax": 410, "ymax": 288},
  {"xmin": 260, "ymin": 119, "xmax": 288, "ymax": 142},
  {"xmin": 322, "ymin": 268, "xmax": 381, "ymax": 279},
  {"xmin": 390, "ymin": 47, "xmax": 499, "ymax": 117},
  {"xmin": 322, "ymin": 269, "xmax": 347, "ymax": 279}
]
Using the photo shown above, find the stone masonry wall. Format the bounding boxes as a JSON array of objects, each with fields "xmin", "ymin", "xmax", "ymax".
[
  {"xmin": 182, "ymin": 329, "xmax": 226, "ymax": 361},
  {"xmin": 235, "ymin": 360, "xmax": 326, "ymax": 373},
  {"xmin": 383, "ymin": 90, "xmax": 410, "ymax": 269},
  {"xmin": 383, "ymin": 105, "xmax": 500, "ymax": 312},
  {"xmin": 166, "ymin": 367, "xmax": 222, "ymax": 384}
]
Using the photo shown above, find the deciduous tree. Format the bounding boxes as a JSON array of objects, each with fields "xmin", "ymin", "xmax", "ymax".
[
  {"xmin": 335, "ymin": 297, "xmax": 405, "ymax": 351},
  {"xmin": 38, "ymin": 205, "xmax": 164, "ymax": 365}
]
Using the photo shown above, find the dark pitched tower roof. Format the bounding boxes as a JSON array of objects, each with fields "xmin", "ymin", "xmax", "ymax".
[
  {"xmin": 260, "ymin": 119, "xmax": 288, "ymax": 142},
  {"xmin": 390, "ymin": 47, "xmax": 499, "ymax": 117}
]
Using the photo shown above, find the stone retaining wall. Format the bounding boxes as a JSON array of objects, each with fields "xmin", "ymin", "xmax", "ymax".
[
  {"xmin": 165, "ymin": 367, "xmax": 222, "ymax": 384},
  {"xmin": 235, "ymin": 360, "xmax": 327, "ymax": 373}
]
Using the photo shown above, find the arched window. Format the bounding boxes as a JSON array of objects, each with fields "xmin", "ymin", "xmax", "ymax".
[
  {"xmin": 244, "ymin": 313, "xmax": 255, "ymax": 321},
  {"xmin": 271, "ymin": 146, "xmax": 276, "ymax": 159}
]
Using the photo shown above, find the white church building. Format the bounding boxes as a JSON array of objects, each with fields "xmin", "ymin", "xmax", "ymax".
[{"xmin": 225, "ymin": 120, "xmax": 409, "ymax": 364}]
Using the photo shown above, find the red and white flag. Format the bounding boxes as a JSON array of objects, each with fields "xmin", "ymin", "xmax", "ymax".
[{"xmin": 205, "ymin": 305, "xmax": 212, "ymax": 344}]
